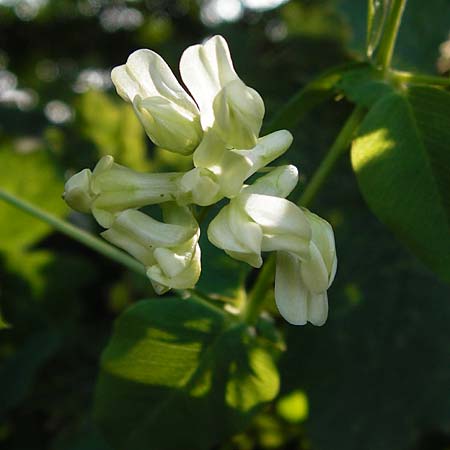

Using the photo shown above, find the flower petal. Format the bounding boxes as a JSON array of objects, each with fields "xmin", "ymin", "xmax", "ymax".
[
  {"xmin": 299, "ymin": 241, "xmax": 329, "ymax": 294},
  {"xmin": 135, "ymin": 96, "xmax": 202, "ymax": 153},
  {"xmin": 180, "ymin": 35, "xmax": 238, "ymax": 128},
  {"xmin": 307, "ymin": 291, "xmax": 328, "ymax": 326},
  {"xmin": 101, "ymin": 226, "xmax": 155, "ymax": 267},
  {"xmin": 274, "ymin": 252, "xmax": 308, "ymax": 325},
  {"xmin": 244, "ymin": 164, "xmax": 298, "ymax": 198},
  {"xmin": 212, "ymin": 79, "xmax": 264, "ymax": 149},
  {"xmin": 112, "ymin": 49, "xmax": 198, "ymax": 115},
  {"xmin": 240, "ymin": 194, "xmax": 311, "ymax": 239},
  {"xmin": 147, "ymin": 244, "xmax": 201, "ymax": 290},
  {"xmin": 303, "ymin": 209, "xmax": 337, "ymax": 277},
  {"xmin": 207, "ymin": 204, "xmax": 263, "ymax": 268},
  {"xmin": 261, "ymin": 234, "xmax": 310, "ymax": 260},
  {"xmin": 177, "ymin": 168, "xmax": 222, "ymax": 206},
  {"xmin": 109, "ymin": 209, "xmax": 195, "ymax": 248}
]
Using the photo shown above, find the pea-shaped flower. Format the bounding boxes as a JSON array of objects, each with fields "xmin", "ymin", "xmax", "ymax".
[
  {"xmin": 111, "ymin": 49, "xmax": 202, "ymax": 155},
  {"xmin": 275, "ymin": 210, "xmax": 337, "ymax": 326},
  {"xmin": 63, "ymin": 156, "xmax": 182, "ymax": 228},
  {"xmin": 101, "ymin": 203, "xmax": 201, "ymax": 294},
  {"xmin": 208, "ymin": 166, "xmax": 337, "ymax": 326}
]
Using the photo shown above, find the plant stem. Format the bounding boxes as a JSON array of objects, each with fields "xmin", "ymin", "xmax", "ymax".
[
  {"xmin": 376, "ymin": 0, "xmax": 408, "ymax": 70},
  {"xmin": 241, "ymin": 106, "xmax": 366, "ymax": 325},
  {"xmin": 296, "ymin": 106, "xmax": 366, "ymax": 208},
  {"xmin": 0, "ymin": 189, "xmax": 146, "ymax": 276}
]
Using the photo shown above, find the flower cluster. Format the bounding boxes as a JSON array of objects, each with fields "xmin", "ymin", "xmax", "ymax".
[{"xmin": 63, "ymin": 35, "xmax": 337, "ymax": 326}]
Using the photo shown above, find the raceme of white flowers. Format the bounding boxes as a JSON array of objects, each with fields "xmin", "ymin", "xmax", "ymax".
[{"xmin": 63, "ymin": 35, "xmax": 337, "ymax": 326}]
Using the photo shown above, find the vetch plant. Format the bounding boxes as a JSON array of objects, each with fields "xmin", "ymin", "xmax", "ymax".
[{"xmin": 1, "ymin": 1, "xmax": 450, "ymax": 449}]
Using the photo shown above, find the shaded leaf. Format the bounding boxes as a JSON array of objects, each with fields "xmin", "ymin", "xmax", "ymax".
[
  {"xmin": 0, "ymin": 306, "xmax": 10, "ymax": 330},
  {"xmin": 351, "ymin": 86, "xmax": 450, "ymax": 282},
  {"xmin": 337, "ymin": 64, "xmax": 395, "ymax": 107},
  {"xmin": 266, "ymin": 63, "xmax": 365, "ymax": 133},
  {"xmin": 0, "ymin": 329, "xmax": 62, "ymax": 415},
  {"xmin": 94, "ymin": 297, "xmax": 280, "ymax": 450}
]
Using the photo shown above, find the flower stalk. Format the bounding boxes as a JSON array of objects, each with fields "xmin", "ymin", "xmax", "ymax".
[
  {"xmin": 0, "ymin": 188, "xmax": 146, "ymax": 276},
  {"xmin": 376, "ymin": 0, "xmax": 408, "ymax": 71}
]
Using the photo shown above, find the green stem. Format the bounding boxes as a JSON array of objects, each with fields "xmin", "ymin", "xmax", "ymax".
[
  {"xmin": 391, "ymin": 70, "xmax": 450, "ymax": 87},
  {"xmin": 241, "ymin": 106, "xmax": 366, "ymax": 325},
  {"xmin": 296, "ymin": 106, "xmax": 366, "ymax": 208},
  {"xmin": 376, "ymin": 0, "xmax": 408, "ymax": 70},
  {"xmin": 0, "ymin": 189, "xmax": 146, "ymax": 276}
]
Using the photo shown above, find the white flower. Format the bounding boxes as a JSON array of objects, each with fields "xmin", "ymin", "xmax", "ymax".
[
  {"xmin": 207, "ymin": 165, "xmax": 337, "ymax": 326},
  {"xmin": 275, "ymin": 211, "xmax": 337, "ymax": 326},
  {"xmin": 111, "ymin": 49, "xmax": 202, "ymax": 154},
  {"xmin": 101, "ymin": 203, "xmax": 201, "ymax": 293},
  {"xmin": 63, "ymin": 155, "xmax": 182, "ymax": 228}
]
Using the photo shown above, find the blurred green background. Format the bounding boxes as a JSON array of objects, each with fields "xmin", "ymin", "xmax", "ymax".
[{"xmin": 1, "ymin": 1, "xmax": 450, "ymax": 449}]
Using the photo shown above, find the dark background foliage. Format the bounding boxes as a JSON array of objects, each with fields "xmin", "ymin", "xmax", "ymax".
[{"xmin": 0, "ymin": 1, "xmax": 449, "ymax": 449}]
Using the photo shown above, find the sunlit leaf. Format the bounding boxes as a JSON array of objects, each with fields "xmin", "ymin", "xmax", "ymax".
[
  {"xmin": 94, "ymin": 297, "xmax": 280, "ymax": 450},
  {"xmin": 75, "ymin": 91, "xmax": 150, "ymax": 170},
  {"xmin": 0, "ymin": 147, "xmax": 67, "ymax": 253},
  {"xmin": 351, "ymin": 86, "xmax": 450, "ymax": 282}
]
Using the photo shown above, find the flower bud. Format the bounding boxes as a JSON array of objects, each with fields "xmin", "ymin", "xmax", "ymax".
[
  {"xmin": 63, "ymin": 168, "xmax": 93, "ymax": 213},
  {"xmin": 101, "ymin": 204, "xmax": 201, "ymax": 293},
  {"xmin": 111, "ymin": 49, "xmax": 202, "ymax": 154}
]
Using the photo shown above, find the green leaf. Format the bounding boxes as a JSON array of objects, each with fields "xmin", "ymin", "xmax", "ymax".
[
  {"xmin": 94, "ymin": 297, "xmax": 280, "ymax": 450},
  {"xmin": 75, "ymin": 91, "xmax": 150, "ymax": 170},
  {"xmin": 337, "ymin": 64, "xmax": 395, "ymax": 107},
  {"xmin": 0, "ymin": 306, "xmax": 10, "ymax": 330},
  {"xmin": 351, "ymin": 86, "xmax": 450, "ymax": 282},
  {"xmin": 0, "ymin": 147, "xmax": 67, "ymax": 253}
]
